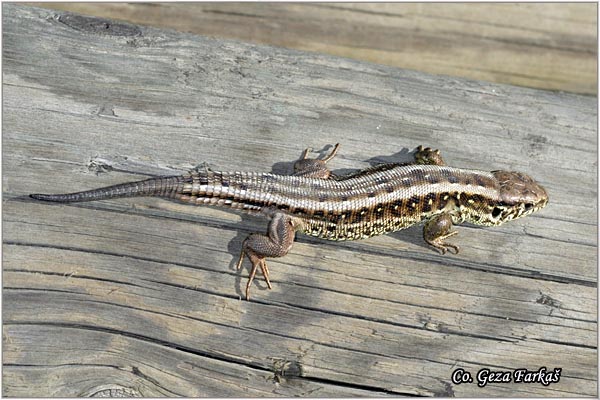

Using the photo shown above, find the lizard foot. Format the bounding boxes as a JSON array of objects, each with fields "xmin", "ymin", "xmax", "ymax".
[
  {"xmin": 293, "ymin": 143, "xmax": 340, "ymax": 178},
  {"xmin": 415, "ymin": 145, "xmax": 446, "ymax": 166},
  {"xmin": 423, "ymin": 213, "xmax": 460, "ymax": 255},
  {"xmin": 425, "ymin": 232, "xmax": 460, "ymax": 255},
  {"xmin": 236, "ymin": 248, "xmax": 272, "ymax": 300}
]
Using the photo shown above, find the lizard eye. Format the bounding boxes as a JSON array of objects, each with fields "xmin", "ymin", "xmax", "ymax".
[{"xmin": 524, "ymin": 203, "xmax": 533, "ymax": 212}]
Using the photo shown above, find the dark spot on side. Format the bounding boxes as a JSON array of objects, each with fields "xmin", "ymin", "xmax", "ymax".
[
  {"xmin": 400, "ymin": 177, "xmax": 414, "ymax": 187},
  {"xmin": 340, "ymin": 195, "xmax": 349, "ymax": 202},
  {"xmin": 199, "ymin": 176, "xmax": 209, "ymax": 185},
  {"xmin": 425, "ymin": 174, "xmax": 439, "ymax": 184},
  {"xmin": 318, "ymin": 194, "xmax": 328, "ymax": 202},
  {"xmin": 375, "ymin": 203, "xmax": 385, "ymax": 215},
  {"xmin": 438, "ymin": 193, "xmax": 449, "ymax": 209},
  {"xmin": 239, "ymin": 183, "xmax": 248, "ymax": 191},
  {"xmin": 220, "ymin": 179, "xmax": 230, "ymax": 187},
  {"xmin": 352, "ymin": 212, "xmax": 364, "ymax": 224},
  {"xmin": 326, "ymin": 225, "xmax": 336, "ymax": 232},
  {"xmin": 448, "ymin": 176, "xmax": 458, "ymax": 184},
  {"xmin": 332, "ymin": 213, "xmax": 343, "ymax": 223},
  {"xmin": 313, "ymin": 210, "xmax": 325, "ymax": 217},
  {"xmin": 392, "ymin": 199, "xmax": 404, "ymax": 215},
  {"xmin": 456, "ymin": 192, "xmax": 469, "ymax": 207},
  {"xmin": 449, "ymin": 192, "xmax": 461, "ymax": 205},
  {"xmin": 278, "ymin": 204, "xmax": 289, "ymax": 210},
  {"xmin": 375, "ymin": 176, "xmax": 389, "ymax": 185},
  {"xmin": 477, "ymin": 194, "xmax": 490, "ymax": 206},
  {"xmin": 385, "ymin": 185, "xmax": 395, "ymax": 193},
  {"xmin": 351, "ymin": 208, "xmax": 370, "ymax": 224},
  {"xmin": 294, "ymin": 208, "xmax": 305, "ymax": 215},
  {"xmin": 422, "ymin": 192, "xmax": 436, "ymax": 212},
  {"xmin": 368, "ymin": 191, "xmax": 376, "ymax": 198}
]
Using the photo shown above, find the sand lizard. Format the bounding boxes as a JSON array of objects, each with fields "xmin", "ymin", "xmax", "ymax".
[{"xmin": 31, "ymin": 145, "xmax": 549, "ymax": 299}]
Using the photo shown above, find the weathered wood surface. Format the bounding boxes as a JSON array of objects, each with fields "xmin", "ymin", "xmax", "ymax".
[
  {"xmin": 26, "ymin": 2, "xmax": 598, "ymax": 95},
  {"xmin": 3, "ymin": 4, "xmax": 597, "ymax": 397}
]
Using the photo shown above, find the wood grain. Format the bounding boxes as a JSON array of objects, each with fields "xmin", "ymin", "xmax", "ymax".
[
  {"xmin": 3, "ymin": 5, "xmax": 597, "ymax": 397},
  {"xmin": 25, "ymin": 2, "xmax": 598, "ymax": 95}
]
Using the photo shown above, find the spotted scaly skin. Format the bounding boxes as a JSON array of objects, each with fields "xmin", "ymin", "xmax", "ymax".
[{"xmin": 30, "ymin": 144, "xmax": 549, "ymax": 299}]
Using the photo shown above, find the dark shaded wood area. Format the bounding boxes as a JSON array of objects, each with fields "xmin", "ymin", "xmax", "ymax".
[{"xmin": 3, "ymin": 5, "xmax": 597, "ymax": 397}]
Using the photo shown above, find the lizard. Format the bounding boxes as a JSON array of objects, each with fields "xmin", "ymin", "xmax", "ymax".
[{"xmin": 30, "ymin": 144, "xmax": 549, "ymax": 299}]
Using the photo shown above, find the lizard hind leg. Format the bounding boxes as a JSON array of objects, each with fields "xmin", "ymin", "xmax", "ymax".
[
  {"xmin": 236, "ymin": 210, "xmax": 301, "ymax": 300},
  {"xmin": 293, "ymin": 143, "xmax": 340, "ymax": 178}
]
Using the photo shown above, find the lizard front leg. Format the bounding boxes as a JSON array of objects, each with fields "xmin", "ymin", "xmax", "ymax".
[
  {"xmin": 236, "ymin": 209, "xmax": 303, "ymax": 300},
  {"xmin": 414, "ymin": 145, "xmax": 447, "ymax": 166},
  {"xmin": 417, "ymin": 147, "xmax": 460, "ymax": 254},
  {"xmin": 423, "ymin": 213, "xmax": 460, "ymax": 255}
]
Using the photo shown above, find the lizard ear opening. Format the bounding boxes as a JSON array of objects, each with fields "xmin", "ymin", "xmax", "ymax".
[{"xmin": 492, "ymin": 207, "xmax": 502, "ymax": 219}]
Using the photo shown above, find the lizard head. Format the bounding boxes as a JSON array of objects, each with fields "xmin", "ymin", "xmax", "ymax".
[{"xmin": 486, "ymin": 170, "xmax": 548, "ymax": 225}]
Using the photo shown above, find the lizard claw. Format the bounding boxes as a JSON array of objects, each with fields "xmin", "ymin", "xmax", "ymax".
[
  {"xmin": 300, "ymin": 143, "xmax": 340, "ymax": 163},
  {"xmin": 415, "ymin": 146, "xmax": 446, "ymax": 166},
  {"xmin": 426, "ymin": 231, "xmax": 460, "ymax": 255},
  {"xmin": 301, "ymin": 147, "xmax": 314, "ymax": 160},
  {"xmin": 322, "ymin": 143, "xmax": 340, "ymax": 163},
  {"xmin": 237, "ymin": 246, "xmax": 273, "ymax": 300},
  {"xmin": 431, "ymin": 242, "xmax": 460, "ymax": 255}
]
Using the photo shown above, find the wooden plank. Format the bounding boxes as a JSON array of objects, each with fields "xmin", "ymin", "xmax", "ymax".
[
  {"xmin": 3, "ymin": 4, "xmax": 597, "ymax": 397},
  {"xmin": 25, "ymin": 2, "xmax": 598, "ymax": 95},
  {"xmin": 3, "ymin": 323, "xmax": 395, "ymax": 397}
]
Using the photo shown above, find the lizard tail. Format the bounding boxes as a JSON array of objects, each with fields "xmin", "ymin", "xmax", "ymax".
[{"xmin": 30, "ymin": 175, "xmax": 188, "ymax": 203}]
